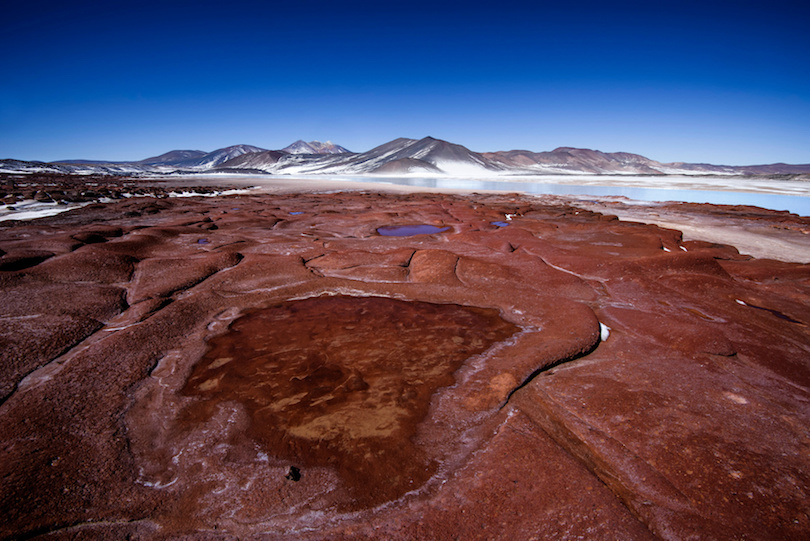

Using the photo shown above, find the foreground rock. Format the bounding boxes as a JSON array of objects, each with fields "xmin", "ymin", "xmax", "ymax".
[{"xmin": 0, "ymin": 190, "xmax": 808, "ymax": 540}]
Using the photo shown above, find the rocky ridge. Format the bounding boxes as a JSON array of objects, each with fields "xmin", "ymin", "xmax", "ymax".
[
  {"xmin": 4, "ymin": 136, "xmax": 810, "ymax": 177},
  {"xmin": 0, "ymin": 187, "xmax": 808, "ymax": 539}
]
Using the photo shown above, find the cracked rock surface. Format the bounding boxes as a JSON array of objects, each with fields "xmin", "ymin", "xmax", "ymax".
[{"xmin": 0, "ymin": 190, "xmax": 808, "ymax": 540}]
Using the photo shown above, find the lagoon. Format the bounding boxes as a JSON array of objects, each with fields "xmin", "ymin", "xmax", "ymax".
[{"xmin": 321, "ymin": 175, "xmax": 810, "ymax": 216}]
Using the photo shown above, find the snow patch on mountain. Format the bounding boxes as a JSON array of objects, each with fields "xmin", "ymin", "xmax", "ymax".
[
  {"xmin": 432, "ymin": 159, "xmax": 493, "ymax": 177},
  {"xmin": 282, "ymin": 140, "xmax": 351, "ymax": 155},
  {"xmin": 177, "ymin": 145, "xmax": 267, "ymax": 169},
  {"xmin": 3, "ymin": 137, "xmax": 808, "ymax": 178}
]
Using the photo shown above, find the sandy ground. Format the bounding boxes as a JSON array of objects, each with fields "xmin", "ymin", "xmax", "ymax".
[{"xmin": 570, "ymin": 198, "xmax": 810, "ymax": 263}]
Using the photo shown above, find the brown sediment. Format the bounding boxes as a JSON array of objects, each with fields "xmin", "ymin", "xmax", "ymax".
[{"xmin": 179, "ymin": 295, "xmax": 518, "ymax": 508}]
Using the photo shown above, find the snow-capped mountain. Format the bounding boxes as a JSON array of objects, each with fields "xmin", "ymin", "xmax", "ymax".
[
  {"xmin": 0, "ymin": 159, "xmax": 148, "ymax": 176},
  {"xmin": 170, "ymin": 145, "xmax": 267, "ymax": 169},
  {"xmin": 2, "ymin": 137, "xmax": 809, "ymax": 178},
  {"xmin": 0, "ymin": 159, "xmax": 75, "ymax": 174},
  {"xmin": 372, "ymin": 158, "xmax": 443, "ymax": 175},
  {"xmin": 356, "ymin": 136, "xmax": 500, "ymax": 176},
  {"xmin": 282, "ymin": 140, "xmax": 351, "ymax": 155},
  {"xmin": 223, "ymin": 137, "xmax": 500, "ymax": 176}
]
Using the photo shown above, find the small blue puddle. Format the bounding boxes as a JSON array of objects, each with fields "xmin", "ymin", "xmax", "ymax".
[
  {"xmin": 197, "ymin": 238, "xmax": 210, "ymax": 244},
  {"xmin": 491, "ymin": 221, "xmax": 510, "ymax": 227},
  {"xmin": 290, "ymin": 211, "xmax": 304, "ymax": 215},
  {"xmin": 747, "ymin": 303, "xmax": 802, "ymax": 324},
  {"xmin": 377, "ymin": 225, "xmax": 450, "ymax": 237}
]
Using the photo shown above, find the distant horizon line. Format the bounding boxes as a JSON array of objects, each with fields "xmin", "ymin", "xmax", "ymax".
[{"xmin": 29, "ymin": 135, "xmax": 807, "ymax": 168}]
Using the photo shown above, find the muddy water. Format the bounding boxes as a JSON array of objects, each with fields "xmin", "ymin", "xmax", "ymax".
[{"xmin": 180, "ymin": 295, "xmax": 518, "ymax": 508}]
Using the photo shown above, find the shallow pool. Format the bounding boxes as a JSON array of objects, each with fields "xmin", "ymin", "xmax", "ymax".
[{"xmin": 377, "ymin": 224, "xmax": 451, "ymax": 236}]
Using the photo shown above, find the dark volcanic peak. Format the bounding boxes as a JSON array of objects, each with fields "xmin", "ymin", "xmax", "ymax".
[
  {"xmin": 483, "ymin": 147, "xmax": 664, "ymax": 175},
  {"xmin": 669, "ymin": 162, "xmax": 810, "ymax": 175},
  {"xmin": 282, "ymin": 140, "xmax": 352, "ymax": 155},
  {"xmin": 216, "ymin": 150, "xmax": 287, "ymax": 169},
  {"xmin": 737, "ymin": 163, "xmax": 810, "ymax": 174},
  {"xmin": 51, "ymin": 159, "xmax": 121, "ymax": 165},
  {"xmin": 550, "ymin": 147, "xmax": 663, "ymax": 174},
  {"xmin": 314, "ymin": 141, "xmax": 351, "ymax": 154},
  {"xmin": 138, "ymin": 150, "xmax": 207, "ymax": 166}
]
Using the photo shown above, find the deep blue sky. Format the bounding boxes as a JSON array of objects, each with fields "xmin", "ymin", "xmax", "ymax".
[{"xmin": 2, "ymin": 0, "xmax": 808, "ymax": 165}]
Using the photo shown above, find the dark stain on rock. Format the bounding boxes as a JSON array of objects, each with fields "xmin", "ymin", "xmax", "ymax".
[
  {"xmin": 285, "ymin": 466, "xmax": 301, "ymax": 482},
  {"xmin": 0, "ymin": 250, "xmax": 54, "ymax": 271}
]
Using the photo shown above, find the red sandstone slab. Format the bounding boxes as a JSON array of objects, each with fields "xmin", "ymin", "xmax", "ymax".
[{"xmin": 0, "ymin": 189, "xmax": 807, "ymax": 540}]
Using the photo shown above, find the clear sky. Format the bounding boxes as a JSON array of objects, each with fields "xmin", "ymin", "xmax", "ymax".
[{"xmin": 2, "ymin": 0, "xmax": 808, "ymax": 165}]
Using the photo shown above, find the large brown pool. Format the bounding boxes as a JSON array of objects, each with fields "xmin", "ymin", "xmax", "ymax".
[{"xmin": 180, "ymin": 295, "xmax": 518, "ymax": 508}]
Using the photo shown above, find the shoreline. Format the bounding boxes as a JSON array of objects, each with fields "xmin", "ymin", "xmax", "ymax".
[
  {"xmin": 137, "ymin": 175, "xmax": 810, "ymax": 263},
  {"xmin": 148, "ymin": 172, "xmax": 810, "ymax": 197},
  {"xmin": 2, "ymin": 174, "xmax": 809, "ymax": 263}
]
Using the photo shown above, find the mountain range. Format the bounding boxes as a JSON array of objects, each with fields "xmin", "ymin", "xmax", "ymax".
[{"xmin": 3, "ymin": 137, "xmax": 809, "ymax": 178}]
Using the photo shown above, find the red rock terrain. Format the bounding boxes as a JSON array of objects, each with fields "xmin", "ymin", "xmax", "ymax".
[{"xmin": 0, "ymin": 188, "xmax": 808, "ymax": 540}]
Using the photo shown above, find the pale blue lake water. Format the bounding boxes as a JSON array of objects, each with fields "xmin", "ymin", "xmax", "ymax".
[
  {"xmin": 348, "ymin": 176, "xmax": 810, "ymax": 216},
  {"xmin": 7, "ymin": 175, "xmax": 807, "ymax": 221}
]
